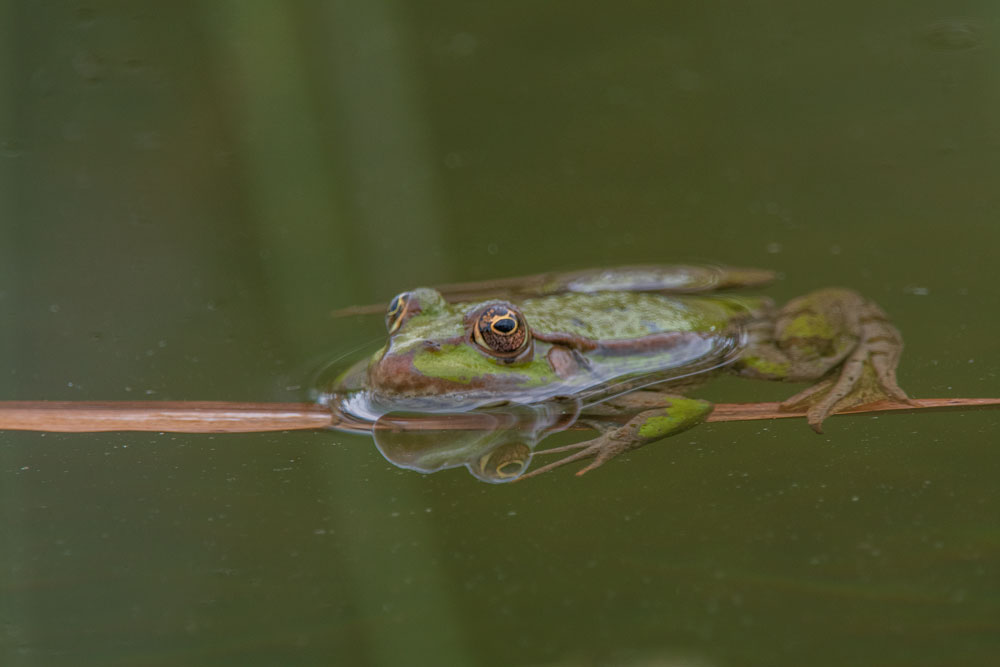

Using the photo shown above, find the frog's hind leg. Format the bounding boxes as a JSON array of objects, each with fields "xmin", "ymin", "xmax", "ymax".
[
  {"xmin": 781, "ymin": 296, "xmax": 910, "ymax": 430},
  {"xmin": 519, "ymin": 394, "xmax": 712, "ymax": 480},
  {"xmin": 739, "ymin": 288, "xmax": 911, "ymax": 432}
]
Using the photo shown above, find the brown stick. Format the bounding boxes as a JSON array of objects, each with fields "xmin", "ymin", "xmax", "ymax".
[
  {"xmin": 0, "ymin": 401, "xmax": 334, "ymax": 433},
  {"xmin": 706, "ymin": 397, "xmax": 1000, "ymax": 422},
  {"xmin": 0, "ymin": 397, "xmax": 996, "ymax": 434}
]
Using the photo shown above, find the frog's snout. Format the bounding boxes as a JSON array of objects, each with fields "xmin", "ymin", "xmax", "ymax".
[{"xmin": 367, "ymin": 351, "xmax": 428, "ymax": 395}]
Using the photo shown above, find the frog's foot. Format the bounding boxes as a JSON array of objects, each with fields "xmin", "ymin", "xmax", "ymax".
[
  {"xmin": 780, "ymin": 323, "xmax": 913, "ymax": 433},
  {"xmin": 518, "ymin": 396, "xmax": 712, "ymax": 479},
  {"xmin": 517, "ymin": 432, "xmax": 632, "ymax": 480}
]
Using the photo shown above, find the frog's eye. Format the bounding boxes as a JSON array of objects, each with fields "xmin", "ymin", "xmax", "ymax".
[
  {"xmin": 385, "ymin": 292, "xmax": 419, "ymax": 334},
  {"xmin": 471, "ymin": 302, "xmax": 531, "ymax": 361}
]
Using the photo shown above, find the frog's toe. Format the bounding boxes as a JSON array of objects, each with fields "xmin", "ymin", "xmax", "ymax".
[
  {"xmin": 519, "ymin": 436, "xmax": 629, "ymax": 480},
  {"xmin": 869, "ymin": 349, "xmax": 912, "ymax": 404},
  {"xmin": 776, "ymin": 291, "xmax": 913, "ymax": 432},
  {"xmin": 780, "ymin": 376, "xmax": 835, "ymax": 411},
  {"xmin": 517, "ymin": 444, "xmax": 598, "ymax": 480},
  {"xmin": 573, "ymin": 446, "xmax": 624, "ymax": 476},
  {"xmin": 782, "ymin": 346, "xmax": 913, "ymax": 433},
  {"xmin": 804, "ymin": 402, "xmax": 834, "ymax": 434}
]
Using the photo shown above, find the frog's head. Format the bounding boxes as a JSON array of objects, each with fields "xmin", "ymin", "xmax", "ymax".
[{"xmin": 366, "ymin": 288, "xmax": 563, "ymax": 409}]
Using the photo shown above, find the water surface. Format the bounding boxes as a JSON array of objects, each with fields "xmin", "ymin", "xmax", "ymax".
[{"xmin": 2, "ymin": 2, "xmax": 998, "ymax": 665}]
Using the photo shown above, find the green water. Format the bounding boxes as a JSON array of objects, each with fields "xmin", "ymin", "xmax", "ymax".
[{"xmin": 2, "ymin": 2, "xmax": 998, "ymax": 665}]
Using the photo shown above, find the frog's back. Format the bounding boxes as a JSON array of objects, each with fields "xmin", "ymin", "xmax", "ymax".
[{"xmin": 520, "ymin": 292, "xmax": 769, "ymax": 341}]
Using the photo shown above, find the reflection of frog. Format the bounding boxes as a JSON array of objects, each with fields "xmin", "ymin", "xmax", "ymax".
[
  {"xmin": 370, "ymin": 419, "xmax": 536, "ymax": 484},
  {"xmin": 330, "ymin": 265, "xmax": 909, "ymax": 479}
]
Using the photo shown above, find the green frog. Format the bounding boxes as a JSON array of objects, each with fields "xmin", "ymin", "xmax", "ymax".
[{"xmin": 329, "ymin": 265, "xmax": 910, "ymax": 480}]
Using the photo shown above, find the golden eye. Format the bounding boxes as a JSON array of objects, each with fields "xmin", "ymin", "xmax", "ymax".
[
  {"xmin": 471, "ymin": 303, "xmax": 531, "ymax": 359},
  {"xmin": 385, "ymin": 292, "xmax": 416, "ymax": 334}
]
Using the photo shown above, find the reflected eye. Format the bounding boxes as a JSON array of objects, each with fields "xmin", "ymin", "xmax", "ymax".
[
  {"xmin": 475, "ymin": 442, "xmax": 531, "ymax": 483},
  {"xmin": 496, "ymin": 460, "xmax": 526, "ymax": 477},
  {"xmin": 385, "ymin": 292, "xmax": 418, "ymax": 334},
  {"xmin": 471, "ymin": 302, "xmax": 531, "ymax": 360}
]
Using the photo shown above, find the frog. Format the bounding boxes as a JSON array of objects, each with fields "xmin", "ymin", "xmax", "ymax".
[{"xmin": 328, "ymin": 265, "xmax": 910, "ymax": 480}]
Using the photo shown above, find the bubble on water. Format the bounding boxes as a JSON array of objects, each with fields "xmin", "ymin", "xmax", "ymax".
[
  {"xmin": 672, "ymin": 67, "xmax": 704, "ymax": 92},
  {"xmin": 134, "ymin": 131, "xmax": 162, "ymax": 151},
  {"xmin": 62, "ymin": 122, "xmax": 84, "ymax": 143},
  {"xmin": 446, "ymin": 32, "xmax": 478, "ymax": 58},
  {"xmin": 72, "ymin": 50, "xmax": 106, "ymax": 82}
]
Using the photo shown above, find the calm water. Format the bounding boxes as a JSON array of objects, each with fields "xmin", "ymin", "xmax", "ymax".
[{"xmin": 2, "ymin": 2, "xmax": 999, "ymax": 665}]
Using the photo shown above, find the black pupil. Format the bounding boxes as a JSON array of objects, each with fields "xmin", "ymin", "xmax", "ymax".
[
  {"xmin": 389, "ymin": 296, "xmax": 401, "ymax": 314},
  {"xmin": 494, "ymin": 317, "xmax": 516, "ymax": 333}
]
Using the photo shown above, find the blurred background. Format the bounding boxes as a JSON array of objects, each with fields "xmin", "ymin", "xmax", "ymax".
[{"xmin": 1, "ymin": 1, "xmax": 998, "ymax": 665}]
